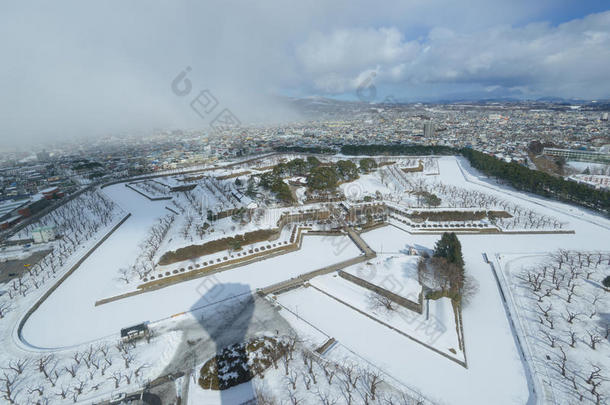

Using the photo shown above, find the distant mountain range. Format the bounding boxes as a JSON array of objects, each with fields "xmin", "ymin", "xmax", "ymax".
[{"xmin": 283, "ymin": 95, "xmax": 610, "ymax": 115}]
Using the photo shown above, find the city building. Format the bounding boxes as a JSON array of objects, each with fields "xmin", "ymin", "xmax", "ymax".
[
  {"xmin": 424, "ymin": 122, "xmax": 435, "ymax": 138},
  {"xmin": 36, "ymin": 150, "xmax": 50, "ymax": 162},
  {"xmin": 542, "ymin": 147, "xmax": 610, "ymax": 164}
]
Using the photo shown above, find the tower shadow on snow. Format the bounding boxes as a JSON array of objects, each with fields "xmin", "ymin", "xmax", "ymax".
[{"xmin": 190, "ymin": 282, "xmax": 257, "ymax": 404}]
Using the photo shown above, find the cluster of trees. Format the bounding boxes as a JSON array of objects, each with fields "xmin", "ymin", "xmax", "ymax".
[
  {"xmin": 259, "ymin": 173, "xmax": 294, "ymax": 204},
  {"xmin": 271, "ymin": 157, "xmax": 322, "ymax": 177},
  {"xmin": 307, "ymin": 167, "xmax": 340, "ymax": 191},
  {"xmin": 307, "ymin": 160, "xmax": 359, "ymax": 191},
  {"xmin": 461, "ymin": 148, "xmax": 610, "ymax": 214},
  {"xmin": 257, "ymin": 157, "xmax": 325, "ymax": 203},
  {"xmin": 418, "ymin": 191, "xmax": 441, "ymax": 207},
  {"xmin": 254, "ymin": 336, "xmax": 425, "ymax": 405},
  {"xmin": 359, "ymin": 158, "xmax": 378, "ymax": 173},
  {"xmin": 434, "ymin": 232, "xmax": 464, "ymax": 269},
  {"xmin": 527, "ymin": 140, "xmax": 558, "ymax": 155},
  {"xmin": 519, "ymin": 250, "xmax": 610, "ymax": 403},
  {"xmin": 419, "ymin": 232, "xmax": 478, "ymax": 305}
]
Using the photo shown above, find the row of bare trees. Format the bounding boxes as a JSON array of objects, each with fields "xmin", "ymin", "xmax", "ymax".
[
  {"xmin": 0, "ymin": 190, "xmax": 122, "ymax": 319},
  {"xmin": 117, "ymin": 214, "xmax": 175, "ymax": 283},
  {"xmin": 520, "ymin": 250, "xmax": 609, "ymax": 404},
  {"xmin": 255, "ymin": 335, "xmax": 426, "ymax": 405},
  {"xmin": 131, "ymin": 180, "xmax": 168, "ymax": 197},
  {"xmin": 0, "ymin": 338, "xmax": 150, "ymax": 404}
]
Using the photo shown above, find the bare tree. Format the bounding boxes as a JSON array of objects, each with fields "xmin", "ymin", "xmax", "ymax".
[
  {"xmin": 340, "ymin": 379, "xmax": 354, "ymax": 405},
  {"xmin": 55, "ymin": 386, "xmax": 68, "ymax": 400},
  {"xmin": 564, "ymin": 307, "xmax": 580, "ymax": 324},
  {"xmin": 134, "ymin": 364, "xmax": 148, "ymax": 378},
  {"xmin": 568, "ymin": 372, "xmax": 584, "ymax": 402},
  {"xmin": 341, "ymin": 362, "xmax": 359, "ymax": 389},
  {"xmin": 316, "ymin": 389, "xmax": 338, "ymax": 405},
  {"xmin": 83, "ymin": 345, "xmax": 96, "ymax": 369},
  {"xmin": 108, "ymin": 372, "xmax": 122, "ymax": 389},
  {"xmin": 72, "ymin": 352, "xmax": 81, "ymax": 366},
  {"xmin": 286, "ymin": 370, "xmax": 298, "ymax": 390},
  {"xmin": 587, "ymin": 331, "xmax": 602, "ymax": 350},
  {"xmin": 98, "ymin": 343, "xmax": 109, "ymax": 357},
  {"xmin": 0, "ymin": 301, "xmax": 12, "ymax": 319},
  {"xmin": 302, "ymin": 373, "xmax": 311, "ymax": 390},
  {"xmin": 368, "ymin": 292, "xmax": 396, "ymax": 312},
  {"xmin": 28, "ymin": 385, "xmax": 44, "ymax": 397},
  {"xmin": 0, "ymin": 371, "xmax": 18, "ymax": 404},
  {"xmin": 100, "ymin": 361, "xmax": 110, "ymax": 376},
  {"xmin": 255, "ymin": 385, "xmax": 277, "ymax": 405},
  {"xmin": 64, "ymin": 364, "xmax": 78, "ymax": 378},
  {"xmin": 287, "ymin": 389, "xmax": 302, "ymax": 405},
  {"xmin": 46, "ymin": 370, "xmax": 60, "ymax": 387},
  {"xmin": 122, "ymin": 352, "xmax": 134, "ymax": 369},
  {"xmin": 7, "ymin": 358, "xmax": 28, "ymax": 375},
  {"xmin": 567, "ymin": 329, "xmax": 578, "ymax": 348},
  {"xmin": 363, "ymin": 369, "xmax": 382, "ymax": 401},
  {"xmin": 72, "ymin": 379, "xmax": 85, "ymax": 402},
  {"xmin": 318, "ymin": 359, "xmax": 337, "ymax": 384},
  {"xmin": 537, "ymin": 303, "xmax": 552, "ymax": 318},
  {"xmin": 552, "ymin": 346, "xmax": 568, "ymax": 377},
  {"xmin": 585, "ymin": 365, "xmax": 605, "ymax": 386},
  {"xmin": 282, "ymin": 356, "xmax": 291, "ymax": 376},
  {"xmin": 541, "ymin": 329, "xmax": 557, "ymax": 348}
]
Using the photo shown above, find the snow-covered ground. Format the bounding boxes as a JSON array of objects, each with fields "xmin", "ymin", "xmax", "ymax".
[
  {"xmin": 307, "ymin": 272, "xmax": 463, "ymax": 362},
  {"xmin": 2, "ymin": 154, "xmax": 610, "ymax": 405},
  {"xmin": 496, "ymin": 252, "xmax": 609, "ymax": 404},
  {"xmin": 19, "ymin": 184, "xmax": 361, "ymax": 347},
  {"xmin": 278, "ymin": 225, "xmax": 529, "ymax": 405},
  {"xmin": 342, "ymin": 253, "xmax": 423, "ymax": 302}
]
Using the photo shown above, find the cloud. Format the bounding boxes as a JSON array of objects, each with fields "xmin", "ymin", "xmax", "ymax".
[{"xmin": 296, "ymin": 11, "xmax": 610, "ymax": 99}]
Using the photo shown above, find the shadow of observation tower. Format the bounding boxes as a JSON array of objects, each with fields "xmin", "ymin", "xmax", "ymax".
[{"xmin": 190, "ymin": 282, "xmax": 257, "ymax": 404}]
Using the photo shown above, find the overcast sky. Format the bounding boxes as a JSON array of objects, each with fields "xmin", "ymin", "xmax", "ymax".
[{"xmin": 1, "ymin": 1, "xmax": 610, "ymax": 147}]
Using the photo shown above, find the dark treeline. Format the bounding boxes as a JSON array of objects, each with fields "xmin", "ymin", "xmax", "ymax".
[
  {"xmin": 339, "ymin": 143, "xmax": 610, "ymax": 215},
  {"xmin": 340, "ymin": 144, "xmax": 455, "ymax": 156},
  {"xmin": 461, "ymin": 148, "xmax": 610, "ymax": 214},
  {"xmin": 274, "ymin": 146, "xmax": 336, "ymax": 154}
]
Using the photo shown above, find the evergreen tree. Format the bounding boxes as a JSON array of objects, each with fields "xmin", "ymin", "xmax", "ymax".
[{"xmin": 433, "ymin": 232, "xmax": 464, "ymax": 269}]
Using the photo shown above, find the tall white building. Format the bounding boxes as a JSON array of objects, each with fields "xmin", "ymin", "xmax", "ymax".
[{"xmin": 423, "ymin": 122, "xmax": 434, "ymax": 138}]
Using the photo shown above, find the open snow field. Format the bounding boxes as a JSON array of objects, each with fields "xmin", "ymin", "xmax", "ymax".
[
  {"xmin": 342, "ymin": 253, "xmax": 423, "ymax": 301},
  {"xmin": 308, "ymin": 272, "xmax": 463, "ymax": 362}
]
